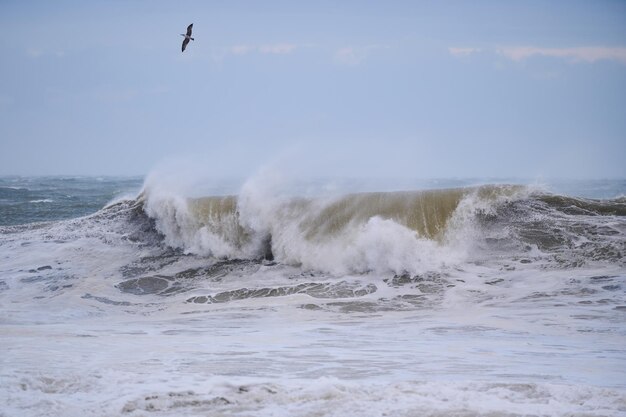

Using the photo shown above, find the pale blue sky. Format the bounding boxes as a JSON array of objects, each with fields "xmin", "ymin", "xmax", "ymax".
[{"xmin": 0, "ymin": 0, "xmax": 625, "ymax": 178}]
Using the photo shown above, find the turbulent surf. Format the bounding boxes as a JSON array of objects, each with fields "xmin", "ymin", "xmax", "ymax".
[{"xmin": 1, "ymin": 176, "xmax": 625, "ymax": 416}]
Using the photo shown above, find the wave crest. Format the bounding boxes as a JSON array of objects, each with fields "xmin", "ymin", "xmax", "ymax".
[{"xmin": 141, "ymin": 182, "xmax": 525, "ymax": 275}]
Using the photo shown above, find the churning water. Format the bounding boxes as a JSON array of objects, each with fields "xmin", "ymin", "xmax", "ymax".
[{"xmin": 1, "ymin": 175, "xmax": 625, "ymax": 416}]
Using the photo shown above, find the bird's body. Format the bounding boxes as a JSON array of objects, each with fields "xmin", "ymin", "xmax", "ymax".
[{"xmin": 181, "ymin": 24, "xmax": 194, "ymax": 52}]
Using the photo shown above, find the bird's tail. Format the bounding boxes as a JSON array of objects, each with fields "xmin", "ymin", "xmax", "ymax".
[{"xmin": 191, "ymin": 37, "xmax": 195, "ymax": 41}]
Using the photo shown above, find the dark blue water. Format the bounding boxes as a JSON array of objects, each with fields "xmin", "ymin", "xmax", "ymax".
[{"xmin": 0, "ymin": 176, "xmax": 143, "ymax": 226}]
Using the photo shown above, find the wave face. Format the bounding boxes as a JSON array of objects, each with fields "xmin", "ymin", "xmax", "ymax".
[
  {"xmin": 142, "ymin": 185, "xmax": 532, "ymax": 274},
  {"xmin": 142, "ymin": 182, "xmax": 626, "ymax": 276}
]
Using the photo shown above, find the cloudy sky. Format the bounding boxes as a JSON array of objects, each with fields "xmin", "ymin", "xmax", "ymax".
[{"xmin": 0, "ymin": 0, "xmax": 625, "ymax": 179}]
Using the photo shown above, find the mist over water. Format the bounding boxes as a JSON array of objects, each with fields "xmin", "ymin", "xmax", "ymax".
[{"xmin": 1, "ymin": 170, "xmax": 625, "ymax": 416}]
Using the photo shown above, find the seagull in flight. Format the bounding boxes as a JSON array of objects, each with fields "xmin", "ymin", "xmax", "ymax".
[{"xmin": 181, "ymin": 24, "xmax": 194, "ymax": 52}]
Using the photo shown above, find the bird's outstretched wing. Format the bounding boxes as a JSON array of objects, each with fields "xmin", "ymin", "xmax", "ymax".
[
  {"xmin": 182, "ymin": 37, "xmax": 190, "ymax": 52},
  {"xmin": 186, "ymin": 24, "xmax": 193, "ymax": 37}
]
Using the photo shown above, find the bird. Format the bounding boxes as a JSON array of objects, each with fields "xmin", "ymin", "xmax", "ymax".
[{"xmin": 181, "ymin": 24, "xmax": 194, "ymax": 52}]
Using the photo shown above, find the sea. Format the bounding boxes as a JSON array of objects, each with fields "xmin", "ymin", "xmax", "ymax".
[{"xmin": 1, "ymin": 174, "xmax": 625, "ymax": 416}]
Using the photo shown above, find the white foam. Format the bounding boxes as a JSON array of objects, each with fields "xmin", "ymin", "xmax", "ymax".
[
  {"xmin": 141, "ymin": 167, "xmax": 521, "ymax": 275},
  {"xmin": 2, "ymin": 313, "xmax": 625, "ymax": 417}
]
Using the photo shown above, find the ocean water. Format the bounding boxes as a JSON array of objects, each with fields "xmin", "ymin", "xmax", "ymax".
[
  {"xmin": 1, "ymin": 175, "xmax": 625, "ymax": 416},
  {"xmin": 0, "ymin": 176, "xmax": 143, "ymax": 226}
]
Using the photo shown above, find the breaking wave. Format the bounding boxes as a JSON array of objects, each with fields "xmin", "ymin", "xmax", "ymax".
[
  {"xmin": 137, "ymin": 176, "xmax": 624, "ymax": 276},
  {"xmin": 141, "ymin": 182, "xmax": 523, "ymax": 274}
]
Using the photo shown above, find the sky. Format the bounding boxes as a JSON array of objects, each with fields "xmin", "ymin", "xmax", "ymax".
[{"xmin": 0, "ymin": 0, "xmax": 625, "ymax": 179}]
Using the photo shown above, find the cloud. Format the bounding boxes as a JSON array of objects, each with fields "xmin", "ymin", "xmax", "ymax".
[
  {"xmin": 26, "ymin": 48, "xmax": 43, "ymax": 58},
  {"xmin": 497, "ymin": 46, "xmax": 626, "ymax": 65},
  {"xmin": 334, "ymin": 44, "xmax": 389, "ymax": 66},
  {"xmin": 448, "ymin": 47, "xmax": 481, "ymax": 57},
  {"xmin": 228, "ymin": 43, "xmax": 297, "ymax": 56},
  {"xmin": 335, "ymin": 47, "xmax": 362, "ymax": 65},
  {"xmin": 25, "ymin": 48, "xmax": 65, "ymax": 59},
  {"xmin": 230, "ymin": 45, "xmax": 252, "ymax": 55},
  {"xmin": 259, "ymin": 43, "xmax": 297, "ymax": 54}
]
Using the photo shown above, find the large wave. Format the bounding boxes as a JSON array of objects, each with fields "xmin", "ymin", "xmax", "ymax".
[{"xmin": 139, "ymin": 173, "xmax": 531, "ymax": 275}]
